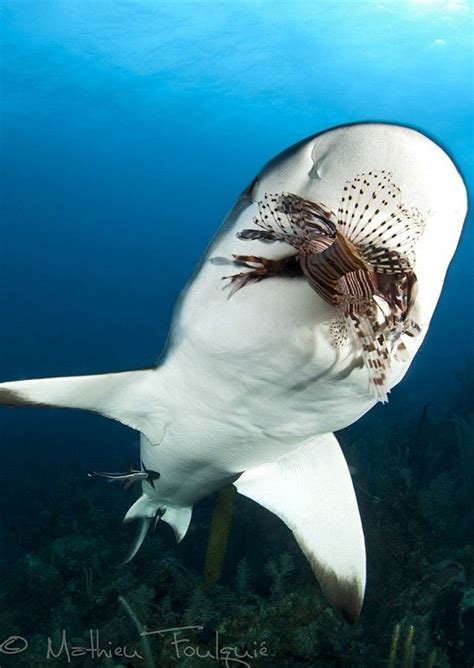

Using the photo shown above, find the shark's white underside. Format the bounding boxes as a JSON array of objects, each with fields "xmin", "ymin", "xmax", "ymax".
[{"xmin": 0, "ymin": 123, "xmax": 466, "ymax": 621}]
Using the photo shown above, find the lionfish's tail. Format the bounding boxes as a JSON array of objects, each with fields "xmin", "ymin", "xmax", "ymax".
[{"xmin": 346, "ymin": 313, "xmax": 390, "ymax": 403}]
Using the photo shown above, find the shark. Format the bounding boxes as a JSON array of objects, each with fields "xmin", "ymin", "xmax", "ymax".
[{"xmin": 0, "ymin": 123, "xmax": 466, "ymax": 622}]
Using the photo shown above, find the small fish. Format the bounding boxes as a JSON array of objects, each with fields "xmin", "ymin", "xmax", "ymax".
[
  {"xmin": 88, "ymin": 463, "xmax": 160, "ymax": 490},
  {"xmin": 227, "ymin": 171, "xmax": 426, "ymax": 403}
]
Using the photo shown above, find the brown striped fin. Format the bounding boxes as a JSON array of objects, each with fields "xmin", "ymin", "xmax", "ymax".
[
  {"xmin": 336, "ymin": 171, "xmax": 425, "ymax": 270},
  {"xmin": 241, "ymin": 192, "xmax": 337, "ymax": 248},
  {"xmin": 345, "ymin": 312, "xmax": 391, "ymax": 403}
]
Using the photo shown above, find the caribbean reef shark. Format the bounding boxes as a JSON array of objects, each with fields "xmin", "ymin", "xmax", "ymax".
[{"xmin": 0, "ymin": 123, "xmax": 466, "ymax": 621}]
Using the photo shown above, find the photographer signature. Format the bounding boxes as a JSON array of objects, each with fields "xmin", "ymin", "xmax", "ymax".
[{"xmin": 0, "ymin": 626, "xmax": 268, "ymax": 667}]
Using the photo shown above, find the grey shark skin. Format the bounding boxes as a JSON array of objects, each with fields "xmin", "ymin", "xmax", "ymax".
[{"xmin": 0, "ymin": 123, "xmax": 467, "ymax": 622}]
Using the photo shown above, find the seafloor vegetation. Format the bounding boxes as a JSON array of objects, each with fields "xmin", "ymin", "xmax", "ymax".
[{"xmin": 0, "ymin": 361, "xmax": 473, "ymax": 667}]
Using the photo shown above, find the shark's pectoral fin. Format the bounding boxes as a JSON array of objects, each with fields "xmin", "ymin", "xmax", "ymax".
[
  {"xmin": 234, "ymin": 432, "xmax": 366, "ymax": 622},
  {"xmin": 0, "ymin": 369, "xmax": 161, "ymax": 440}
]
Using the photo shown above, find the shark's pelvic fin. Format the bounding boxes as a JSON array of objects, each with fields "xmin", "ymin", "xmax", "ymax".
[
  {"xmin": 124, "ymin": 494, "xmax": 192, "ymax": 555},
  {"xmin": 234, "ymin": 432, "xmax": 366, "ymax": 622},
  {"xmin": 0, "ymin": 369, "xmax": 158, "ymax": 437},
  {"xmin": 161, "ymin": 506, "xmax": 193, "ymax": 543},
  {"xmin": 121, "ymin": 517, "xmax": 153, "ymax": 566}
]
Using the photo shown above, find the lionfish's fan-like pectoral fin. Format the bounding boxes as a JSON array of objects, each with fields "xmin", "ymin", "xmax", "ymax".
[
  {"xmin": 278, "ymin": 192, "xmax": 338, "ymax": 238},
  {"xmin": 336, "ymin": 171, "xmax": 425, "ymax": 266},
  {"xmin": 244, "ymin": 192, "xmax": 337, "ymax": 248}
]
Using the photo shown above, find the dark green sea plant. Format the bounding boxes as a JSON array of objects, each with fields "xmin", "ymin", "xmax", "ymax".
[
  {"xmin": 235, "ymin": 557, "xmax": 252, "ymax": 597},
  {"xmin": 387, "ymin": 623, "xmax": 438, "ymax": 668},
  {"xmin": 265, "ymin": 552, "xmax": 295, "ymax": 596},
  {"xmin": 83, "ymin": 566, "xmax": 94, "ymax": 602},
  {"xmin": 118, "ymin": 595, "xmax": 154, "ymax": 668},
  {"xmin": 387, "ymin": 623, "xmax": 415, "ymax": 668}
]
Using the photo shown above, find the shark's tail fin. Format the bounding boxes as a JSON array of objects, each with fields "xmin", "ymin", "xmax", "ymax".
[
  {"xmin": 0, "ymin": 369, "xmax": 158, "ymax": 436},
  {"xmin": 235, "ymin": 432, "xmax": 366, "ymax": 622}
]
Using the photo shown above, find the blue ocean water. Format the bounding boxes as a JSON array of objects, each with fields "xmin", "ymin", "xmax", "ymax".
[
  {"xmin": 1, "ymin": 1, "xmax": 472, "ymax": 378},
  {"xmin": 0, "ymin": 2, "xmax": 473, "ymax": 665},
  {"xmin": 1, "ymin": 0, "xmax": 471, "ymax": 468}
]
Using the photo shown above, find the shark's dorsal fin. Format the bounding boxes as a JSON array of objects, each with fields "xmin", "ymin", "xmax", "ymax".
[
  {"xmin": 0, "ymin": 369, "xmax": 162, "ymax": 442},
  {"xmin": 234, "ymin": 432, "xmax": 366, "ymax": 622}
]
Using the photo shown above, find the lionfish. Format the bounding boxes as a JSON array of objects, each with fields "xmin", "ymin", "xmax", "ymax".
[{"xmin": 225, "ymin": 170, "xmax": 426, "ymax": 402}]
